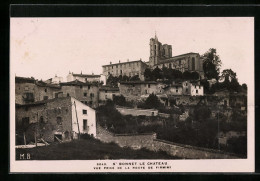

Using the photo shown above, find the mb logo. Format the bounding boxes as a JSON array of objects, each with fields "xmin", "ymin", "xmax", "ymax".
[{"xmin": 19, "ymin": 153, "xmax": 31, "ymax": 160}]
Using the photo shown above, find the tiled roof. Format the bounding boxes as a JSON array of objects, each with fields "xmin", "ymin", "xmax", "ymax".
[
  {"xmin": 15, "ymin": 97, "xmax": 71, "ymax": 107},
  {"xmin": 15, "ymin": 76, "xmax": 35, "ymax": 83},
  {"xmin": 36, "ymin": 81, "xmax": 61, "ymax": 89},
  {"xmin": 60, "ymin": 80, "xmax": 98, "ymax": 86},
  {"xmin": 119, "ymin": 81, "xmax": 157, "ymax": 84},
  {"xmin": 102, "ymin": 60, "xmax": 146, "ymax": 67},
  {"xmin": 155, "ymin": 52, "xmax": 200, "ymax": 65},
  {"xmin": 99, "ymin": 86, "xmax": 119, "ymax": 91},
  {"xmin": 72, "ymin": 73, "xmax": 100, "ymax": 78}
]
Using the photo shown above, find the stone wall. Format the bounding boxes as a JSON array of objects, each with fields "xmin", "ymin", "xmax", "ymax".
[
  {"xmin": 116, "ymin": 107, "xmax": 159, "ymax": 116},
  {"xmin": 16, "ymin": 97, "xmax": 73, "ymax": 143},
  {"xmin": 96, "ymin": 124, "xmax": 238, "ymax": 159},
  {"xmin": 96, "ymin": 124, "xmax": 156, "ymax": 150}
]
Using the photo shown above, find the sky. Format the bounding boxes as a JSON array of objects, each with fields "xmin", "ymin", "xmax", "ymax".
[{"xmin": 10, "ymin": 17, "xmax": 254, "ymax": 84}]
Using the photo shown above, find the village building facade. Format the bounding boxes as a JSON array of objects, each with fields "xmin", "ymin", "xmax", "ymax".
[
  {"xmin": 15, "ymin": 96, "xmax": 96, "ymax": 144},
  {"xmin": 44, "ymin": 75, "xmax": 63, "ymax": 84},
  {"xmin": 60, "ymin": 80, "xmax": 99, "ymax": 108},
  {"xmin": 102, "ymin": 59, "xmax": 148, "ymax": 81},
  {"xmin": 67, "ymin": 72, "xmax": 103, "ymax": 83},
  {"xmin": 99, "ymin": 86, "xmax": 120, "ymax": 104},
  {"xmin": 119, "ymin": 81, "xmax": 164, "ymax": 98},
  {"xmin": 15, "ymin": 76, "xmax": 61, "ymax": 105}
]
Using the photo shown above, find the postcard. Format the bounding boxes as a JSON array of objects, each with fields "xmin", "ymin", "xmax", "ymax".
[{"xmin": 10, "ymin": 17, "xmax": 254, "ymax": 173}]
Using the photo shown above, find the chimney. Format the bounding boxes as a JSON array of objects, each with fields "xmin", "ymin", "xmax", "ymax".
[
  {"xmin": 140, "ymin": 58, "xmax": 142, "ymax": 61},
  {"xmin": 81, "ymin": 71, "xmax": 82, "ymax": 75},
  {"xmin": 127, "ymin": 59, "xmax": 129, "ymax": 62},
  {"xmin": 110, "ymin": 62, "xmax": 112, "ymax": 64},
  {"xmin": 119, "ymin": 60, "xmax": 120, "ymax": 63}
]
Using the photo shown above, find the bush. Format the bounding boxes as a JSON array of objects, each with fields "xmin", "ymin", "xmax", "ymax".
[{"xmin": 80, "ymin": 133, "xmax": 93, "ymax": 140}]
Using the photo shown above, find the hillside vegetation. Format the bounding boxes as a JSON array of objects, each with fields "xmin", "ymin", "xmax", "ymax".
[{"xmin": 16, "ymin": 137, "xmax": 180, "ymax": 160}]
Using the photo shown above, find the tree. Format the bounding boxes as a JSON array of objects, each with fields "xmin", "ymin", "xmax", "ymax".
[
  {"xmin": 200, "ymin": 79, "xmax": 210, "ymax": 94},
  {"xmin": 242, "ymin": 83, "xmax": 247, "ymax": 91},
  {"xmin": 140, "ymin": 93, "xmax": 163, "ymax": 109},
  {"xmin": 171, "ymin": 69, "xmax": 182, "ymax": 80},
  {"xmin": 144, "ymin": 68, "xmax": 152, "ymax": 80},
  {"xmin": 220, "ymin": 69, "xmax": 240, "ymax": 92},
  {"xmin": 122, "ymin": 75, "xmax": 130, "ymax": 81},
  {"xmin": 113, "ymin": 95, "xmax": 127, "ymax": 106},
  {"xmin": 202, "ymin": 48, "xmax": 222, "ymax": 80},
  {"xmin": 190, "ymin": 71, "xmax": 200, "ymax": 80},
  {"xmin": 183, "ymin": 71, "xmax": 192, "ymax": 80},
  {"xmin": 193, "ymin": 106, "xmax": 212, "ymax": 122},
  {"xmin": 129, "ymin": 75, "xmax": 140, "ymax": 81},
  {"xmin": 151, "ymin": 66, "xmax": 162, "ymax": 80}
]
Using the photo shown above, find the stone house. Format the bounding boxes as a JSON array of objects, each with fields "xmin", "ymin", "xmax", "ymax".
[
  {"xmin": 60, "ymin": 80, "xmax": 99, "ymax": 108},
  {"xmin": 190, "ymin": 83, "xmax": 204, "ymax": 96},
  {"xmin": 15, "ymin": 96, "xmax": 96, "ymax": 144},
  {"xmin": 102, "ymin": 59, "xmax": 148, "ymax": 81},
  {"xmin": 118, "ymin": 81, "xmax": 168, "ymax": 98},
  {"xmin": 67, "ymin": 72, "xmax": 102, "ymax": 83},
  {"xmin": 99, "ymin": 86, "xmax": 120, "ymax": 103},
  {"xmin": 163, "ymin": 83, "xmax": 183, "ymax": 96},
  {"xmin": 15, "ymin": 76, "xmax": 61, "ymax": 105},
  {"xmin": 44, "ymin": 75, "xmax": 63, "ymax": 84}
]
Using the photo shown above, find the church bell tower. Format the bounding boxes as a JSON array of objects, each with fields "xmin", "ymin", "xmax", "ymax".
[{"xmin": 149, "ymin": 32, "xmax": 161, "ymax": 67}]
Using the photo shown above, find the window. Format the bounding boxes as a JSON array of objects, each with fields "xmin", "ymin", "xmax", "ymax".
[
  {"xmin": 22, "ymin": 117, "xmax": 29, "ymax": 127},
  {"xmin": 176, "ymin": 89, "xmax": 178, "ymax": 93},
  {"xmin": 148, "ymin": 84, "xmax": 150, "ymax": 88},
  {"xmin": 192, "ymin": 57, "xmax": 195, "ymax": 71},
  {"xmin": 84, "ymin": 93, "xmax": 87, "ymax": 97},
  {"xmin": 56, "ymin": 117, "xmax": 62, "ymax": 125},
  {"xmin": 186, "ymin": 88, "xmax": 188, "ymax": 92},
  {"xmin": 40, "ymin": 116, "xmax": 44, "ymax": 124},
  {"xmin": 23, "ymin": 92, "xmax": 34, "ymax": 103},
  {"xmin": 45, "ymin": 88, "xmax": 47, "ymax": 92},
  {"xmin": 112, "ymin": 66, "xmax": 113, "ymax": 69},
  {"xmin": 199, "ymin": 86, "xmax": 201, "ymax": 89},
  {"xmin": 83, "ymin": 119, "xmax": 88, "ymax": 130},
  {"xmin": 116, "ymin": 65, "xmax": 118, "ymax": 68},
  {"xmin": 195, "ymin": 85, "xmax": 196, "ymax": 88},
  {"xmin": 196, "ymin": 90, "xmax": 198, "ymax": 94},
  {"xmin": 105, "ymin": 95, "xmax": 107, "ymax": 99},
  {"xmin": 83, "ymin": 110, "xmax": 87, "ymax": 114},
  {"xmin": 67, "ymin": 93, "xmax": 70, "ymax": 97},
  {"xmin": 88, "ymin": 85, "xmax": 90, "ymax": 90}
]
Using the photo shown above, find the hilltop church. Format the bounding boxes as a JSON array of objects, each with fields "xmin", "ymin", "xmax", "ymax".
[{"xmin": 102, "ymin": 34, "xmax": 204, "ymax": 80}]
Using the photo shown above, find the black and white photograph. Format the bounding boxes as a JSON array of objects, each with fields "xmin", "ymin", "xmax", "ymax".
[{"xmin": 10, "ymin": 17, "xmax": 254, "ymax": 172}]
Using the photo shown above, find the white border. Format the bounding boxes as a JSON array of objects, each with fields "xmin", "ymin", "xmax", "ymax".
[{"xmin": 9, "ymin": 17, "xmax": 255, "ymax": 173}]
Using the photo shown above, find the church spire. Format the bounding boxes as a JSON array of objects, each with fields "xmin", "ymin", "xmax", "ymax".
[{"xmin": 155, "ymin": 31, "xmax": 158, "ymax": 41}]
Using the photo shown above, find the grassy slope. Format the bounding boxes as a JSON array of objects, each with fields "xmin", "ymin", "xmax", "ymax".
[{"xmin": 16, "ymin": 138, "xmax": 180, "ymax": 160}]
